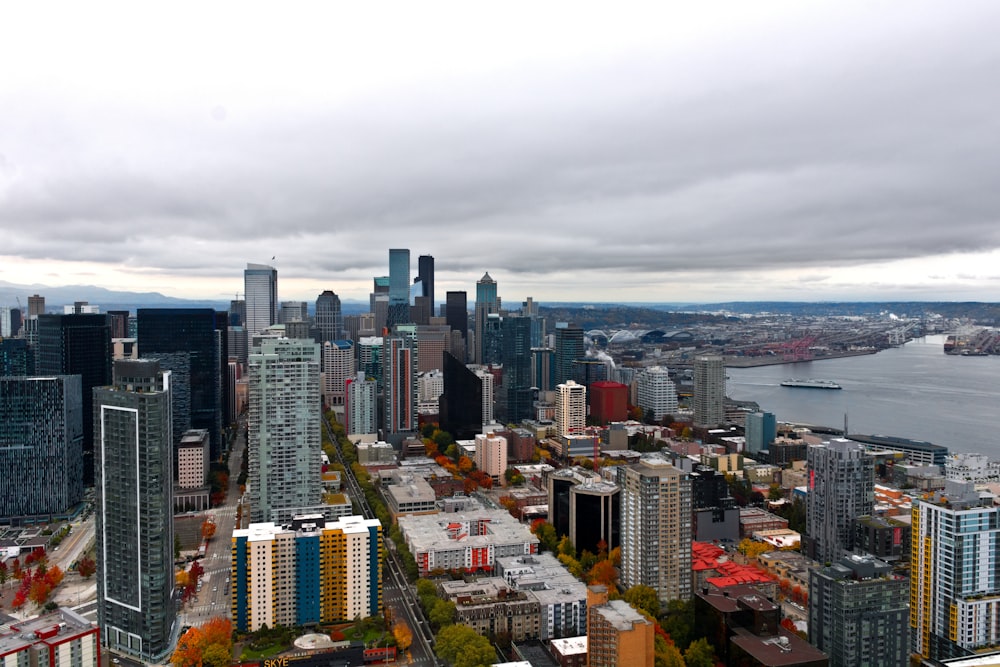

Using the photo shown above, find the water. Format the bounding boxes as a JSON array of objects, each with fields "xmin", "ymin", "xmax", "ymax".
[{"xmin": 726, "ymin": 335, "xmax": 1000, "ymax": 457}]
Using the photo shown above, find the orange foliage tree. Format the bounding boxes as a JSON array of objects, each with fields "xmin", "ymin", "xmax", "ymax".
[
  {"xmin": 201, "ymin": 520, "xmax": 217, "ymax": 541},
  {"xmin": 171, "ymin": 617, "xmax": 233, "ymax": 667},
  {"xmin": 393, "ymin": 621, "xmax": 413, "ymax": 651}
]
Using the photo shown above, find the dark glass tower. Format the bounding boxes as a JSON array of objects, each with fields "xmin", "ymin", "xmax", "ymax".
[
  {"xmin": 387, "ymin": 249, "xmax": 411, "ymax": 329},
  {"xmin": 137, "ymin": 308, "xmax": 222, "ymax": 460},
  {"xmin": 439, "ymin": 351, "xmax": 484, "ymax": 441},
  {"xmin": 37, "ymin": 313, "xmax": 112, "ymax": 485},
  {"xmin": 501, "ymin": 316, "xmax": 534, "ymax": 423},
  {"xmin": 474, "ymin": 272, "xmax": 499, "ymax": 364},
  {"xmin": 315, "ymin": 290, "xmax": 343, "ymax": 343},
  {"xmin": 554, "ymin": 324, "xmax": 584, "ymax": 386},
  {"xmin": 445, "ymin": 291, "xmax": 468, "ymax": 343}
]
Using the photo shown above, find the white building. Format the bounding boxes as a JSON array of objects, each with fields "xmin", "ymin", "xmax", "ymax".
[
  {"xmin": 635, "ymin": 366, "xmax": 678, "ymax": 423},
  {"xmin": 345, "ymin": 372, "xmax": 378, "ymax": 437},
  {"xmin": 475, "ymin": 431, "xmax": 508, "ymax": 483},
  {"xmin": 693, "ymin": 355, "xmax": 725, "ymax": 426},
  {"xmin": 322, "ymin": 340, "xmax": 355, "ymax": 406},
  {"xmin": 418, "ymin": 370, "xmax": 444, "ymax": 414},
  {"xmin": 555, "ymin": 380, "xmax": 586, "ymax": 437}
]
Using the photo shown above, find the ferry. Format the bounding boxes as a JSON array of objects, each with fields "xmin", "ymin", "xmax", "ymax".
[{"xmin": 780, "ymin": 378, "xmax": 842, "ymax": 390}]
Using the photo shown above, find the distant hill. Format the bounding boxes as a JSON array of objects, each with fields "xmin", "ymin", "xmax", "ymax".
[{"xmin": 0, "ymin": 280, "xmax": 222, "ymax": 311}]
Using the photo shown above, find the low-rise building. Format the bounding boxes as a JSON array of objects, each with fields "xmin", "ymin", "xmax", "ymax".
[
  {"xmin": 739, "ymin": 507, "xmax": 789, "ymax": 539},
  {"xmin": 438, "ymin": 578, "xmax": 541, "ymax": 642},
  {"xmin": 586, "ymin": 585, "xmax": 654, "ymax": 667},
  {"xmin": 384, "ymin": 474, "xmax": 438, "ymax": 521},
  {"xmin": 0, "ymin": 608, "xmax": 99, "ymax": 667},
  {"xmin": 496, "ymin": 553, "xmax": 589, "ymax": 640}
]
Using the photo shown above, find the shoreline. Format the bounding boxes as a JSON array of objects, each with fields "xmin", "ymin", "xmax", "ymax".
[{"xmin": 724, "ymin": 349, "xmax": 878, "ymax": 368}]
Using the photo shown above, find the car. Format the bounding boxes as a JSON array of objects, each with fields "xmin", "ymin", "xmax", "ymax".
[{"xmin": 112, "ymin": 659, "xmax": 120, "ymax": 665}]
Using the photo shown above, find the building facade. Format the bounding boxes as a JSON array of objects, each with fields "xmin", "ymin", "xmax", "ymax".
[
  {"xmin": 473, "ymin": 272, "xmax": 499, "ymax": 364},
  {"xmin": 321, "ymin": 340, "xmax": 355, "ymax": 406},
  {"xmin": 388, "ymin": 249, "xmax": 411, "ymax": 329},
  {"xmin": 345, "ymin": 372, "xmax": 378, "ymax": 436},
  {"xmin": 244, "ymin": 263, "xmax": 278, "ymax": 336},
  {"xmin": 745, "ymin": 412, "xmax": 777, "ymax": 455},
  {"xmin": 555, "ymin": 380, "xmax": 586, "ymax": 437},
  {"xmin": 805, "ymin": 439, "xmax": 874, "ymax": 564},
  {"xmin": 383, "ymin": 327, "xmax": 418, "ymax": 437},
  {"xmin": 315, "ymin": 290, "xmax": 343, "ymax": 344},
  {"xmin": 693, "ymin": 355, "xmax": 725, "ymax": 426},
  {"xmin": 94, "ymin": 360, "xmax": 175, "ymax": 662},
  {"xmin": 475, "ymin": 431, "xmax": 508, "ymax": 483},
  {"xmin": 635, "ymin": 367, "xmax": 678, "ymax": 423}
]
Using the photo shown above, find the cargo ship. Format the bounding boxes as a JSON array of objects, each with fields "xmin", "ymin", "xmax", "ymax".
[{"xmin": 780, "ymin": 378, "xmax": 842, "ymax": 390}]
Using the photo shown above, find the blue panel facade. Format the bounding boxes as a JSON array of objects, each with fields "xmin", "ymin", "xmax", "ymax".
[
  {"xmin": 296, "ymin": 535, "xmax": 321, "ymax": 625},
  {"xmin": 234, "ymin": 536, "xmax": 248, "ymax": 632},
  {"xmin": 368, "ymin": 526, "xmax": 380, "ymax": 618}
]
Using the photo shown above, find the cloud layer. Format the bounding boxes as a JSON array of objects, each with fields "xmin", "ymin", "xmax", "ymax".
[{"xmin": 2, "ymin": 2, "xmax": 1000, "ymax": 303}]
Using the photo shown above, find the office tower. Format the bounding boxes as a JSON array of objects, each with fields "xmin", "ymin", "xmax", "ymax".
[
  {"xmin": 277, "ymin": 301, "xmax": 307, "ymax": 325},
  {"xmin": 501, "ymin": 316, "xmax": 534, "ymax": 423},
  {"xmin": 473, "ymin": 272, "xmax": 499, "ymax": 364},
  {"xmin": 693, "ymin": 354, "xmax": 725, "ymax": 426},
  {"xmin": 213, "ymin": 311, "xmax": 231, "ymax": 428},
  {"xmin": 226, "ymin": 359, "xmax": 241, "ymax": 424},
  {"xmin": 321, "ymin": 340, "xmax": 355, "ymax": 406},
  {"xmin": 228, "ymin": 326, "xmax": 248, "ymax": 365},
  {"xmin": 137, "ymin": 308, "xmax": 223, "ymax": 460},
  {"xmin": 229, "ymin": 299, "xmax": 246, "ymax": 327},
  {"xmin": 415, "ymin": 324, "xmax": 451, "ymax": 373},
  {"xmin": 370, "ymin": 276, "xmax": 390, "ymax": 335},
  {"xmin": 417, "ymin": 254, "xmax": 434, "ymax": 310},
  {"xmin": 0, "ymin": 375, "xmax": 83, "ymax": 521},
  {"xmin": 0, "ymin": 338, "xmax": 33, "ymax": 375},
  {"xmin": 805, "ymin": 439, "xmax": 874, "ymax": 564},
  {"xmin": 107, "ymin": 310, "xmax": 129, "ymax": 339},
  {"xmin": 531, "ymin": 347, "xmax": 555, "ymax": 392},
  {"xmin": 27, "ymin": 293, "xmax": 45, "ymax": 317},
  {"xmin": 445, "ymin": 291, "xmax": 468, "ymax": 346},
  {"xmin": 232, "ymin": 514, "xmax": 382, "ymax": 632},
  {"xmin": 248, "ymin": 337, "xmax": 322, "ymax": 523},
  {"xmin": 549, "ymin": 468, "xmax": 620, "ymax": 555},
  {"xmin": 911, "ymin": 481, "xmax": 1000, "ymax": 660},
  {"xmin": 37, "ymin": 313, "xmax": 112, "ymax": 485},
  {"xmin": 617, "ymin": 457, "xmax": 692, "ymax": 605},
  {"xmin": 520, "ymin": 296, "xmax": 544, "ymax": 345},
  {"xmin": 175, "ymin": 429, "xmax": 210, "ymax": 513},
  {"xmin": 244, "ymin": 262, "xmax": 278, "ymax": 335},
  {"xmin": 745, "ymin": 411, "xmax": 777, "ymax": 455},
  {"xmin": 387, "ymin": 249, "xmax": 411, "ymax": 329},
  {"xmin": 439, "ymin": 353, "xmax": 485, "ymax": 440},
  {"xmin": 345, "ymin": 372, "xmax": 378, "ymax": 436},
  {"xmin": 586, "ymin": 585, "xmax": 655, "ymax": 667},
  {"xmin": 383, "ymin": 326, "xmax": 418, "ymax": 437},
  {"xmin": 555, "ymin": 380, "xmax": 586, "ymax": 437},
  {"xmin": 359, "ymin": 336, "xmax": 384, "ymax": 390},
  {"xmin": 636, "ymin": 366, "xmax": 678, "ymax": 424},
  {"xmin": 553, "ymin": 324, "xmax": 584, "ymax": 386},
  {"xmin": 315, "ymin": 290, "xmax": 343, "ymax": 343},
  {"xmin": 590, "ymin": 381, "xmax": 628, "ymax": 425},
  {"xmin": 94, "ymin": 360, "xmax": 175, "ymax": 662},
  {"xmin": 1, "ymin": 307, "xmax": 21, "ymax": 337},
  {"xmin": 690, "ymin": 465, "xmax": 739, "ymax": 542},
  {"xmin": 809, "ymin": 555, "xmax": 909, "ymax": 667},
  {"xmin": 481, "ymin": 312, "xmax": 503, "ymax": 366}
]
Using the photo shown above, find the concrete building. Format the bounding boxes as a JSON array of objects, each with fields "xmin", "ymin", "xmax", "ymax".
[
  {"xmin": 383, "ymin": 326, "xmax": 418, "ymax": 438},
  {"xmin": 175, "ymin": 429, "xmax": 210, "ymax": 513},
  {"xmin": 417, "ymin": 369, "xmax": 444, "ymax": 414},
  {"xmin": 248, "ymin": 336, "xmax": 323, "ymax": 523},
  {"xmin": 0, "ymin": 375, "xmax": 83, "ymax": 523},
  {"xmin": 805, "ymin": 439, "xmax": 874, "ymax": 564},
  {"xmin": 438, "ymin": 578, "xmax": 542, "ymax": 642},
  {"xmin": 94, "ymin": 359, "xmax": 175, "ymax": 662},
  {"xmin": 635, "ymin": 367, "xmax": 678, "ymax": 424},
  {"xmin": 0, "ymin": 608, "xmax": 99, "ymax": 667},
  {"xmin": 475, "ymin": 431, "xmax": 508, "ymax": 484},
  {"xmin": 496, "ymin": 553, "xmax": 590, "ymax": 640},
  {"xmin": 586, "ymin": 585, "xmax": 654, "ymax": 667},
  {"xmin": 345, "ymin": 372, "xmax": 378, "ymax": 437},
  {"xmin": 383, "ymin": 474, "xmax": 437, "ymax": 521},
  {"xmin": 809, "ymin": 554, "xmax": 909, "ymax": 667},
  {"xmin": 853, "ymin": 515, "xmax": 910, "ymax": 564},
  {"xmin": 617, "ymin": 457, "xmax": 692, "ymax": 605},
  {"xmin": 745, "ymin": 412, "xmax": 777, "ymax": 455},
  {"xmin": 693, "ymin": 355, "xmax": 725, "ymax": 426},
  {"xmin": 911, "ymin": 481, "xmax": 1000, "ymax": 660},
  {"xmin": 321, "ymin": 339, "xmax": 355, "ymax": 406},
  {"xmin": 231, "ymin": 515, "xmax": 382, "ymax": 631},
  {"xmin": 556, "ymin": 380, "xmax": 586, "ymax": 437},
  {"xmin": 589, "ymin": 381, "xmax": 628, "ymax": 426}
]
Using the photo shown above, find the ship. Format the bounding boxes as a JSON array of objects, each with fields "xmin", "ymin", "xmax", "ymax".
[{"xmin": 780, "ymin": 378, "xmax": 842, "ymax": 390}]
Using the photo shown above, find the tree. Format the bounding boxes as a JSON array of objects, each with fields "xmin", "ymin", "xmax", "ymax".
[
  {"xmin": 428, "ymin": 600, "xmax": 456, "ymax": 630},
  {"xmin": 457, "ymin": 455, "xmax": 474, "ymax": 474},
  {"xmin": 435, "ymin": 624, "xmax": 495, "ymax": 667},
  {"xmin": 176, "ymin": 570, "xmax": 190, "ymax": 589},
  {"xmin": 654, "ymin": 634, "xmax": 685, "ymax": 667},
  {"xmin": 737, "ymin": 538, "xmax": 775, "ymax": 560},
  {"xmin": 557, "ymin": 535, "xmax": 576, "ymax": 559},
  {"xmin": 588, "ymin": 559, "xmax": 617, "ymax": 587},
  {"xmin": 76, "ymin": 556, "xmax": 97, "ymax": 579},
  {"xmin": 44, "ymin": 565, "xmax": 63, "ymax": 588},
  {"xmin": 0, "ymin": 561, "xmax": 6, "ymax": 585},
  {"xmin": 529, "ymin": 520, "xmax": 558, "ymax": 553},
  {"xmin": 683, "ymin": 638, "xmax": 715, "ymax": 667},
  {"xmin": 768, "ymin": 483, "xmax": 784, "ymax": 501},
  {"xmin": 174, "ymin": 534, "xmax": 182, "ymax": 560},
  {"xmin": 202, "ymin": 643, "xmax": 231, "ymax": 667},
  {"xmin": 623, "ymin": 584, "xmax": 660, "ymax": 619},
  {"xmin": 29, "ymin": 578, "xmax": 52, "ymax": 606},
  {"xmin": 393, "ymin": 621, "xmax": 413, "ymax": 652},
  {"xmin": 171, "ymin": 617, "xmax": 232, "ymax": 667},
  {"xmin": 660, "ymin": 599, "xmax": 695, "ymax": 651},
  {"xmin": 201, "ymin": 520, "xmax": 217, "ymax": 541}
]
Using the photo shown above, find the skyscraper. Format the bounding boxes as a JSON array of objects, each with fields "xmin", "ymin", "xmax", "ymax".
[
  {"xmin": 248, "ymin": 337, "xmax": 322, "ymax": 523},
  {"xmin": 555, "ymin": 380, "xmax": 586, "ymax": 437},
  {"xmin": 37, "ymin": 313, "xmax": 112, "ymax": 485},
  {"xmin": 387, "ymin": 249, "xmax": 411, "ymax": 329},
  {"xmin": 912, "ymin": 480, "xmax": 1000, "ymax": 660},
  {"xmin": 501, "ymin": 316, "xmax": 534, "ymax": 423},
  {"xmin": 27, "ymin": 293, "xmax": 45, "ymax": 317},
  {"xmin": 94, "ymin": 360, "xmax": 175, "ymax": 662},
  {"xmin": 345, "ymin": 372, "xmax": 378, "ymax": 436},
  {"xmin": 445, "ymin": 291, "xmax": 468, "ymax": 352},
  {"xmin": 383, "ymin": 326, "xmax": 418, "ymax": 437},
  {"xmin": 809, "ymin": 554, "xmax": 909, "ymax": 667},
  {"xmin": 439, "ymin": 352, "xmax": 486, "ymax": 440},
  {"xmin": 636, "ymin": 366, "xmax": 678, "ymax": 423},
  {"xmin": 0, "ymin": 375, "xmax": 83, "ymax": 521},
  {"xmin": 805, "ymin": 439, "xmax": 874, "ymax": 564},
  {"xmin": 315, "ymin": 290, "xmax": 343, "ymax": 343},
  {"xmin": 553, "ymin": 324, "xmax": 584, "ymax": 386},
  {"xmin": 244, "ymin": 263, "xmax": 278, "ymax": 335},
  {"xmin": 617, "ymin": 457, "xmax": 692, "ymax": 606},
  {"xmin": 417, "ymin": 254, "xmax": 435, "ymax": 308},
  {"xmin": 321, "ymin": 340, "xmax": 355, "ymax": 406},
  {"xmin": 473, "ymin": 273, "xmax": 499, "ymax": 364},
  {"xmin": 693, "ymin": 355, "xmax": 725, "ymax": 426},
  {"xmin": 745, "ymin": 411, "xmax": 777, "ymax": 455},
  {"xmin": 137, "ymin": 308, "xmax": 223, "ymax": 460}
]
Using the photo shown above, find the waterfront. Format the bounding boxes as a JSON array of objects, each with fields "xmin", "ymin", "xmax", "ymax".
[{"xmin": 726, "ymin": 335, "xmax": 1000, "ymax": 457}]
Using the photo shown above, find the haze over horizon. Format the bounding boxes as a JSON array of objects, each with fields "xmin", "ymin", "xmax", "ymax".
[{"xmin": 3, "ymin": 2, "xmax": 1000, "ymax": 304}]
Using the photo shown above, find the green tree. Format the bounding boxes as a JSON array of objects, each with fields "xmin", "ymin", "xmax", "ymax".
[
  {"xmin": 530, "ymin": 520, "xmax": 558, "ymax": 553},
  {"xmin": 660, "ymin": 599, "xmax": 695, "ymax": 651},
  {"xmin": 202, "ymin": 643, "xmax": 231, "ymax": 667},
  {"xmin": 683, "ymin": 638, "xmax": 715, "ymax": 667},
  {"xmin": 623, "ymin": 584, "xmax": 660, "ymax": 618},
  {"xmin": 557, "ymin": 535, "xmax": 576, "ymax": 559},
  {"xmin": 654, "ymin": 635, "xmax": 686, "ymax": 667},
  {"xmin": 434, "ymin": 431, "xmax": 455, "ymax": 449},
  {"xmin": 435, "ymin": 624, "xmax": 495, "ymax": 667},
  {"xmin": 767, "ymin": 483, "xmax": 784, "ymax": 501},
  {"xmin": 428, "ymin": 599, "xmax": 456, "ymax": 630}
]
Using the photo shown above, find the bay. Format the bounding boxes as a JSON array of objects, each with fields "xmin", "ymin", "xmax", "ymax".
[{"xmin": 726, "ymin": 335, "xmax": 1000, "ymax": 457}]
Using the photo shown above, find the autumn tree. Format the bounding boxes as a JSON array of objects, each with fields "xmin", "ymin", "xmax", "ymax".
[
  {"xmin": 0, "ymin": 561, "xmax": 7, "ymax": 585},
  {"xmin": 393, "ymin": 621, "xmax": 413, "ymax": 652},
  {"xmin": 435, "ymin": 624, "xmax": 495, "ymax": 667},
  {"xmin": 654, "ymin": 634, "xmax": 685, "ymax": 667},
  {"xmin": 588, "ymin": 559, "xmax": 617, "ymax": 587},
  {"xmin": 623, "ymin": 584, "xmax": 660, "ymax": 619},
  {"xmin": 44, "ymin": 565, "xmax": 64, "ymax": 588},
  {"xmin": 176, "ymin": 570, "xmax": 190, "ymax": 589},
  {"xmin": 201, "ymin": 520, "xmax": 217, "ymax": 541},
  {"xmin": 171, "ymin": 617, "xmax": 232, "ymax": 667},
  {"xmin": 683, "ymin": 637, "xmax": 715, "ymax": 667},
  {"xmin": 737, "ymin": 538, "xmax": 775, "ymax": 560}
]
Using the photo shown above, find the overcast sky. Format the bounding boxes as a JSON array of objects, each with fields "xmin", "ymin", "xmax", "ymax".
[{"xmin": 3, "ymin": 1, "xmax": 1000, "ymax": 305}]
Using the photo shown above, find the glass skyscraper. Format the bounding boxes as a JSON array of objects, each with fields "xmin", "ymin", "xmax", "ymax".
[
  {"xmin": 387, "ymin": 249, "xmax": 411, "ymax": 329},
  {"xmin": 244, "ymin": 263, "xmax": 278, "ymax": 335},
  {"xmin": 474, "ymin": 272, "xmax": 499, "ymax": 364}
]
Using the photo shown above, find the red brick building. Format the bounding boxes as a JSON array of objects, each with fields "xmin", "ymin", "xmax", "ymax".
[{"xmin": 589, "ymin": 381, "xmax": 628, "ymax": 425}]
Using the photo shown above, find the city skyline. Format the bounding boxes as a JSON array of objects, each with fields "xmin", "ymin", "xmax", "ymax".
[{"xmin": 3, "ymin": 3, "xmax": 1000, "ymax": 302}]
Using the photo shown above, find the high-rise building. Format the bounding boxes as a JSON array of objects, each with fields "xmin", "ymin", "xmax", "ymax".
[
  {"xmin": 745, "ymin": 411, "xmax": 777, "ymax": 455},
  {"xmin": 244, "ymin": 263, "xmax": 278, "ymax": 336},
  {"xmin": 805, "ymin": 439, "xmax": 874, "ymax": 564},
  {"xmin": 501, "ymin": 316, "xmax": 534, "ymax": 423},
  {"xmin": 445, "ymin": 291, "xmax": 468, "ymax": 352},
  {"xmin": 0, "ymin": 338, "xmax": 33, "ymax": 375},
  {"xmin": 473, "ymin": 273, "xmax": 499, "ymax": 364},
  {"xmin": 107, "ymin": 310, "xmax": 130, "ymax": 339},
  {"xmin": 345, "ymin": 372, "xmax": 378, "ymax": 436},
  {"xmin": 912, "ymin": 480, "xmax": 1000, "ymax": 660},
  {"xmin": 359, "ymin": 336, "xmax": 384, "ymax": 391},
  {"xmin": 531, "ymin": 347, "xmax": 555, "ymax": 392},
  {"xmin": 370, "ymin": 276, "xmax": 390, "ymax": 335},
  {"xmin": 617, "ymin": 457, "xmax": 692, "ymax": 605},
  {"xmin": 635, "ymin": 367, "xmax": 678, "ymax": 423},
  {"xmin": 1, "ymin": 307, "xmax": 21, "ymax": 337},
  {"xmin": 693, "ymin": 355, "xmax": 725, "ymax": 426},
  {"xmin": 315, "ymin": 290, "xmax": 343, "ymax": 344},
  {"xmin": 94, "ymin": 359, "xmax": 175, "ymax": 662},
  {"xmin": 809, "ymin": 554, "xmax": 909, "ymax": 667},
  {"xmin": 388, "ymin": 249, "xmax": 411, "ymax": 329},
  {"xmin": 248, "ymin": 337, "xmax": 322, "ymax": 523},
  {"xmin": 0, "ymin": 375, "xmax": 83, "ymax": 522},
  {"xmin": 589, "ymin": 381, "xmax": 628, "ymax": 425},
  {"xmin": 232, "ymin": 514, "xmax": 382, "ymax": 632},
  {"xmin": 474, "ymin": 431, "xmax": 507, "ymax": 483},
  {"xmin": 278, "ymin": 301, "xmax": 307, "ymax": 325},
  {"xmin": 27, "ymin": 293, "xmax": 45, "ymax": 317},
  {"xmin": 553, "ymin": 324, "xmax": 584, "ymax": 386},
  {"xmin": 383, "ymin": 326, "xmax": 418, "ymax": 437},
  {"xmin": 229, "ymin": 299, "xmax": 246, "ymax": 327},
  {"xmin": 37, "ymin": 313, "xmax": 112, "ymax": 485},
  {"xmin": 415, "ymin": 324, "xmax": 451, "ymax": 373},
  {"xmin": 417, "ymin": 254, "xmax": 434, "ymax": 309},
  {"xmin": 137, "ymin": 308, "xmax": 223, "ymax": 460},
  {"xmin": 555, "ymin": 380, "xmax": 586, "ymax": 437},
  {"xmin": 321, "ymin": 340, "xmax": 355, "ymax": 406}
]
